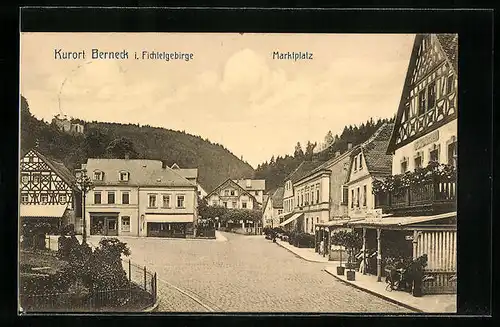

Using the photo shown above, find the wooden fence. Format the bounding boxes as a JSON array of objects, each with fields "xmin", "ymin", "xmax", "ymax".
[{"xmin": 416, "ymin": 230, "xmax": 457, "ymax": 294}]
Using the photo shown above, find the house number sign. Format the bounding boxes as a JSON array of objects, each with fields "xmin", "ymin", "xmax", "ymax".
[{"xmin": 414, "ymin": 130, "xmax": 439, "ymax": 151}]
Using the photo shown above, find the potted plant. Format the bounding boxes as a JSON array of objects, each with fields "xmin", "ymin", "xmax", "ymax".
[
  {"xmin": 343, "ymin": 231, "xmax": 362, "ymax": 281},
  {"xmin": 330, "ymin": 231, "xmax": 346, "ymax": 275}
]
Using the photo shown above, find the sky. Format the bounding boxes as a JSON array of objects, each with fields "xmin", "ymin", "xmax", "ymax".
[{"xmin": 20, "ymin": 33, "xmax": 415, "ymax": 168}]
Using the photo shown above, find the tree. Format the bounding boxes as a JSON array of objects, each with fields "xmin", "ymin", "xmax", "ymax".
[
  {"xmin": 294, "ymin": 142, "xmax": 304, "ymax": 159},
  {"xmin": 324, "ymin": 130, "xmax": 334, "ymax": 147},
  {"xmin": 84, "ymin": 128, "xmax": 111, "ymax": 158},
  {"xmin": 305, "ymin": 141, "xmax": 316, "ymax": 161},
  {"xmin": 105, "ymin": 136, "xmax": 139, "ymax": 159}
]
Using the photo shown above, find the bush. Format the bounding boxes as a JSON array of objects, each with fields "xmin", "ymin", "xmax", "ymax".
[{"xmin": 295, "ymin": 233, "xmax": 315, "ymax": 248}]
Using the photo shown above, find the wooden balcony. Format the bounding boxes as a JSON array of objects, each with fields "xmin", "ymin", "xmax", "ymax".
[{"xmin": 375, "ymin": 179, "xmax": 456, "ymax": 216}]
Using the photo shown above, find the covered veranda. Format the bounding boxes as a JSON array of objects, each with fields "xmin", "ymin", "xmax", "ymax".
[
  {"xmin": 348, "ymin": 211, "xmax": 457, "ymax": 295},
  {"xmin": 315, "ymin": 219, "xmax": 364, "ymax": 261}
]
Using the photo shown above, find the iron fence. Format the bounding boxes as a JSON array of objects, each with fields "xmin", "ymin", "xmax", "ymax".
[
  {"xmin": 20, "ymin": 259, "xmax": 157, "ymax": 312},
  {"xmin": 122, "ymin": 259, "xmax": 157, "ymax": 301}
]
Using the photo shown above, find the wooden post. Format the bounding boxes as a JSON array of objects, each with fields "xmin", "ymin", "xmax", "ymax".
[
  {"xmin": 314, "ymin": 229, "xmax": 318, "ymax": 253},
  {"xmin": 413, "ymin": 230, "xmax": 419, "ymax": 259},
  {"xmin": 154, "ymin": 272, "xmax": 157, "ymax": 302},
  {"xmin": 377, "ymin": 228, "xmax": 382, "ymax": 282},
  {"xmin": 327, "ymin": 228, "xmax": 332, "ymax": 261},
  {"xmin": 143, "ymin": 266, "xmax": 147, "ymax": 290},
  {"xmin": 362, "ymin": 228, "xmax": 367, "ymax": 275},
  {"xmin": 323, "ymin": 228, "xmax": 326, "ymax": 257}
]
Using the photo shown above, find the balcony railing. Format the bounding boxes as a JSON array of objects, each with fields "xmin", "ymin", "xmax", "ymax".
[{"xmin": 375, "ymin": 179, "xmax": 456, "ymax": 216}]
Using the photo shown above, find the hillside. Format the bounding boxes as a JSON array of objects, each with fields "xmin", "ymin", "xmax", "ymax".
[
  {"xmin": 20, "ymin": 96, "xmax": 255, "ymax": 192},
  {"xmin": 255, "ymin": 117, "xmax": 394, "ymax": 192}
]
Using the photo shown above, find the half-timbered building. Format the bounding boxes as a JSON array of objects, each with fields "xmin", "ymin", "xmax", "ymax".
[
  {"xmin": 352, "ymin": 34, "xmax": 458, "ymax": 295},
  {"xmin": 20, "ymin": 149, "xmax": 82, "ymax": 232}
]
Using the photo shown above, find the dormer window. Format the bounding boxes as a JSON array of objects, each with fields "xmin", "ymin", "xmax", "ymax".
[
  {"xmin": 93, "ymin": 171, "xmax": 104, "ymax": 181},
  {"xmin": 119, "ymin": 171, "xmax": 130, "ymax": 182}
]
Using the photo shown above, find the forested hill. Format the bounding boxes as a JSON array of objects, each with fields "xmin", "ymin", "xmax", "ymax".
[
  {"xmin": 20, "ymin": 96, "xmax": 255, "ymax": 192},
  {"xmin": 255, "ymin": 117, "xmax": 394, "ymax": 192}
]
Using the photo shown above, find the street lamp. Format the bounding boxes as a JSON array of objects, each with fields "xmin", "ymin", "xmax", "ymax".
[{"xmin": 75, "ymin": 168, "xmax": 94, "ymax": 244}]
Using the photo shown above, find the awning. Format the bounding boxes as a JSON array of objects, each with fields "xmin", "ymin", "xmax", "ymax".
[
  {"xmin": 348, "ymin": 211, "xmax": 457, "ymax": 228},
  {"xmin": 279, "ymin": 212, "xmax": 304, "ymax": 227},
  {"xmin": 317, "ymin": 218, "xmax": 365, "ymax": 228},
  {"xmin": 145, "ymin": 214, "xmax": 194, "ymax": 223},
  {"xmin": 20, "ymin": 204, "xmax": 67, "ymax": 218}
]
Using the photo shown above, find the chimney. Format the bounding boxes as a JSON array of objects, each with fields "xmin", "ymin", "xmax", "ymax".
[
  {"xmin": 161, "ymin": 161, "xmax": 167, "ymax": 169},
  {"xmin": 124, "ymin": 153, "xmax": 130, "ymax": 160},
  {"xmin": 246, "ymin": 179, "xmax": 252, "ymax": 188},
  {"xmin": 335, "ymin": 151, "xmax": 341, "ymax": 157},
  {"xmin": 347, "ymin": 142, "xmax": 353, "ymax": 150}
]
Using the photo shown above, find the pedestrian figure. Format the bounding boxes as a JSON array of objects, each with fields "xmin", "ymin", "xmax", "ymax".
[{"xmin": 320, "ymin": 240, "xmax": 324, "ymax": 255}]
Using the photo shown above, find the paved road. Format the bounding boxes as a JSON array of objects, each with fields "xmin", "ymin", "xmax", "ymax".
[{"xmin": 117, "ymin": 232, "xmax": 411, "ymax": 313}]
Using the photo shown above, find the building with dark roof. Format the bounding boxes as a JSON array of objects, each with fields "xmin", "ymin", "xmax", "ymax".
[
  {"xmin": 262, "ymin": 187, "xmax": 284, "ymax": 228},
  {"xmin": 344, "ymin": 123, "xmax": 394, "ymax": 219},
  {"xmin": 82, "ymin": 158, "xmax": 198, "ymax": 238}
]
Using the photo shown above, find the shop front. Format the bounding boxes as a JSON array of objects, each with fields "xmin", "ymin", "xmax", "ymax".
[
  {"xmin": 144, "ymin": 214, "xmax": 194, "ymax": 238},
  {"xmin": 90, "ymin": 213, "xmax": 119, "ymax": 236}
]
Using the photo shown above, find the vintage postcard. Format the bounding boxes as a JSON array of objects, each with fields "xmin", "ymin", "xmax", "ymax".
[{"xmin": 19, "ymin": 32, "xmax": 457, "ymax": 313}]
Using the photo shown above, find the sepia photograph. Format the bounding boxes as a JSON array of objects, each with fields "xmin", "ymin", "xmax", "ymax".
[{"xmin": 19, "ymin": 32, "xmax": 458, "ymax": 314}]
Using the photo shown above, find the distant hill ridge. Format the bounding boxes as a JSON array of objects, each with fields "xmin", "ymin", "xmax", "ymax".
[{"xmin": 20, "ymin": 96, "xmax": 255, "ymax": 192}]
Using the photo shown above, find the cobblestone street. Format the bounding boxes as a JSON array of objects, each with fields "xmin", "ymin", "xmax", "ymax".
[{"xmin": 118, "ymin": 232, "xmax": 411, "ymax": 313}]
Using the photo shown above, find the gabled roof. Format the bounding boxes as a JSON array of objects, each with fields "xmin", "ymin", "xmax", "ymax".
[
  {"xmin": 206, "ymin": 178, "xmax": 258, "ymax": 202},
  {"xmin": 297, "ymin": 149, "xmax": 354, "ymax": 185},
  {"xmin": 285, "ymin": 161, "xmax": 324, "ymax": 184},
  {"xmin": 27, "ymin": 149, "xmax": 78, "ymax": 190},
  {"xmin": 387, "ymin": 34, "xmax": 458, "ymax": 154},
  {"xmin": 233, "ymin": 179, "xmax": 266, "ymax": 190},
  {"xmin": 346, "ymin": 123, "xmax": 394, "ymax": 180},
  {"xmin": 271, "ymin": 187, "xmax": 284, "ymax": 209},
  {"xmin": 85, "ymin": 158, "xmax": 195, "ymax": 187}
]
